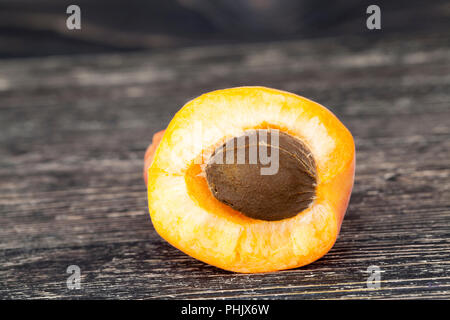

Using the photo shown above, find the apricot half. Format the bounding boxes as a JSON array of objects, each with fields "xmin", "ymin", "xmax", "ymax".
[{"xmin": 145, "ymin": 87, "xmax": 355, "ymax": 273}]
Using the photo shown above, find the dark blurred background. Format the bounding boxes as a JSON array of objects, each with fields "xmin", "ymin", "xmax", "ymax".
[{"xmin": 1, "ymin": 0, "xmax": 449, "ymax": 58}]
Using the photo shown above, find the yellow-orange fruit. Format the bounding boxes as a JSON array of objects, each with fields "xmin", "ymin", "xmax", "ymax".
[{"xmin": 145, "ymin": 87, "xmax": 355, "ymax": 273}]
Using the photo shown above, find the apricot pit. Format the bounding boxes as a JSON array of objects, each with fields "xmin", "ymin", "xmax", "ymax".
[{"xmin": 205, "ymin": 129, "xmax": 317, "ymax": 221}]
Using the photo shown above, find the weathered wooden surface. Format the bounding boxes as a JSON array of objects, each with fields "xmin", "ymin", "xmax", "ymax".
[{"xmin": 0, "ymin": 32, "xmax": 449, "ymax": 299}]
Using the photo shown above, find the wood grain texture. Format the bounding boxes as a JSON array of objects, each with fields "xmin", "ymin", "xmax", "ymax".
[{"xmin": 0, "ymin": 32, "xmax": 449, "ymax": 299}]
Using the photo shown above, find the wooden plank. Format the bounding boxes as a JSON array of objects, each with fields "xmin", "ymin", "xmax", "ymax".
[{"xmin": 0, "ymin": 33, "xmax": 449, "ymax": 299}]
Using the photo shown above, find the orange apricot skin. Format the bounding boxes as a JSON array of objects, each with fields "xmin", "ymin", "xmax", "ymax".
[
  {"xmin": 144, "ymin": 87, "xmax": 355, "ymax": 273},
  {"xmin": 143, "ymin": 130, "xmax": 165, "ymax": 186}
]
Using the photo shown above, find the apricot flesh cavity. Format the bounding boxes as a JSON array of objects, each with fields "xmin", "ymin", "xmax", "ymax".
[{"xmin": 145, "ymin": 87, "xmax": 355, "ymax": 273}]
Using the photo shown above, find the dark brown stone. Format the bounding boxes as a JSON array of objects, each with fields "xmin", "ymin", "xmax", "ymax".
[{"xmin": 205, "ymin": 129, "xmax": 317, "ymax": 221}]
